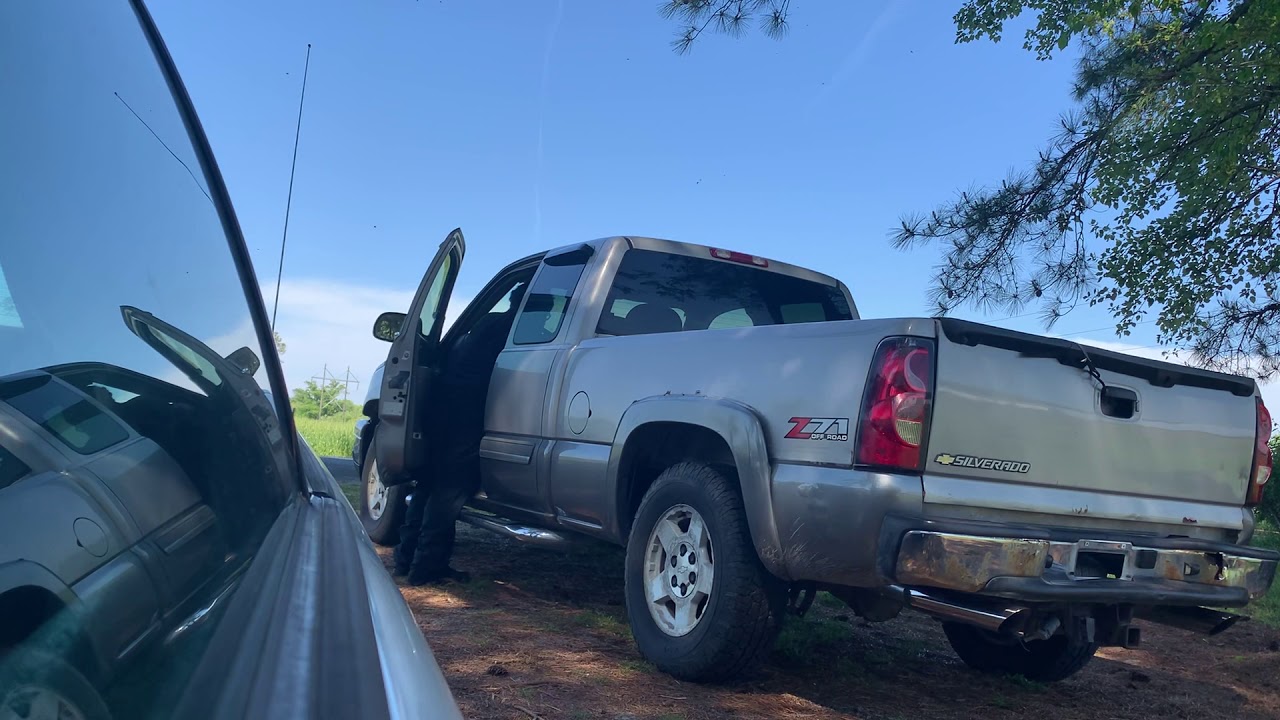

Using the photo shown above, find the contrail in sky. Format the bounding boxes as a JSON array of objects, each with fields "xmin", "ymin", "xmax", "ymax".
[
  {"xmin": 534, "ymin": 0, "xmax": 565, "ymax": 244},
  {"xmin": 804, "ymin": 0, "xmax": 905, "ymax": 121}
]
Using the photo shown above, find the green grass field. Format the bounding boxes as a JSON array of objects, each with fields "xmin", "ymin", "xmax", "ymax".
[
  {"xmin": 1251, "ymin": 520, "xmax": 1279, "ymax": 627},
  {"xmin": 295, "ymin": 412, "xmax": 361, "ymax": 458}
]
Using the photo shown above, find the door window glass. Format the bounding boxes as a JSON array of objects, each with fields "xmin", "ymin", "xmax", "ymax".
[
  {"xmin": 513, "ymin": 261, "xmax": 588, "ymax": 345},
  {"xmin": 417, "ymin": 251, "xmax": 455, "ymax": 339}
]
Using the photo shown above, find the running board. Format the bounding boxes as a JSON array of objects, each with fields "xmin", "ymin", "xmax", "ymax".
[{"xmin": 459, "ymin": 511, "xmax": 571, "ymax": 550}]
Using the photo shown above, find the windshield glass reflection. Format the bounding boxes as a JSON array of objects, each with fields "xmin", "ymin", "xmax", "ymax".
[{"xmin": 0, "ymin": 3, "xmax": 290, "ymax": 718}]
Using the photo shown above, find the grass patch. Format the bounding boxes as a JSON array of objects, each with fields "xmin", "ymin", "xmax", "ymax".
[
  {"xmin": 817, "ymin": 591, "xmax": 845, "ymax": 610},
  {"xmin": 296, "ymin": 413, "xmax": 360, "ymax": 457},
  {"xmin": 620, "ymin": 658, "xmax": 657, "ymax": 674},
  {"xmin": 1004, "ymin": 674, "xmax": 1047, "ymax": 693},
  {"xmin": 570, "ymin": 609, "xmax": 631, "ymax": 638},
  {"xmin": 1249, "ymin": 521, "xmax": 1279, "ymax": 627},
  {"xmin": 339, "ymin": 483, "xmax": 361, "ymax": 509},
  {"xmin": 772, "ymin": 616, "xmax": 849, "ymax": 665}
]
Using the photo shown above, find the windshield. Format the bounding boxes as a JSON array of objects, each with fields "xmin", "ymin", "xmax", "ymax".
[{"xmin": 0, "ymin": 2, "xmax": 291, "ymax": 717}]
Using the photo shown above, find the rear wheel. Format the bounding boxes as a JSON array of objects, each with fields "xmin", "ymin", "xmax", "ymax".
[
  {"xmin": 624, "ymin": 462, "xmax": 784, "ymax": 682},
  {"xmin": 359, "ymin": 446, "xmax": 408, "ymax": 546},
  {"xmin": 942, "ymin": 621, "xmax": 1097, "ymax": 682},
  {"xmin": 0, "ymin": 648, "xmax": 109, "ymax": 720}
]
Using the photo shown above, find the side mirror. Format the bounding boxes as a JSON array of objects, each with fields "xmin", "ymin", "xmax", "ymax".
[
  {"xmin": 225, "ymin": 346, "xmax": 260, "ymax": 375},
  {"xmin": 373, "ymin": 312, "xmax": 406, "ymax": 342}
]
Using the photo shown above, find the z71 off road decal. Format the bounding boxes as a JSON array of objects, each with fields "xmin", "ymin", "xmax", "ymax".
[
  {"xmin": 786, "ymin": 417, "xmax": 850, "ymax": 442},
  {"xmin": 934, "ymin": 453, "xmax": 1031, "ymax": 474}
]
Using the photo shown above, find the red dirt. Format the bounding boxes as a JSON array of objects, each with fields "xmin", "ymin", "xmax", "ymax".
[{"xmin": 384, "ymin": 527, "xmax": 1280, "ymax": 720}]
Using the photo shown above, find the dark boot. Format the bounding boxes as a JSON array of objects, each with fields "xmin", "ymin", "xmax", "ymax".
[{"xmin": 406, "ymin": 566, "xmax": 470, "ymax": 586}]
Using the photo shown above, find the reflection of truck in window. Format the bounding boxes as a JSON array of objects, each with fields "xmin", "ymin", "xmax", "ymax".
[
  {"xmin": 356, "ymin": 232, "xmax": 1278, "ymax": 683},
  {"xmin": 0, "ymin": 356, "xmax": 277, "ymax": 710},
  {"xmin": 1, "ymin": 366, "xmax": 230, "ymax": 691}
]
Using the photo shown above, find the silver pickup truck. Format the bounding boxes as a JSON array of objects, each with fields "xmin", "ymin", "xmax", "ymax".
[{"xmin": 356, "ymin": 229, "xmax": 1278, "ymax": 683}]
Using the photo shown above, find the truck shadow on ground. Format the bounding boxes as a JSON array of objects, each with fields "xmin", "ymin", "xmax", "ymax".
[{"xmin": 384, "ymin": 525, "xmax": 1280, "ymax": 720}]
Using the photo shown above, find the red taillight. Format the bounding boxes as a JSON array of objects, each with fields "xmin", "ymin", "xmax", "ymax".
[
  {"xmin": 1247, "ymin": 397, "xmax": 1273, "ymax": 506},
  {"xmin": 709, "ymin": 248, "xmax": 769, "ymax": 267},
  {"xmin": 856, "ymin": 338, "xmax": 933, "ymax": 471}
]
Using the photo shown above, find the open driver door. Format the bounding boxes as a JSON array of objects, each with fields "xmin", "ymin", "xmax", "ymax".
[{"xmin": 371, "ymin": 228, "xmax": 465, "ymax": 486}]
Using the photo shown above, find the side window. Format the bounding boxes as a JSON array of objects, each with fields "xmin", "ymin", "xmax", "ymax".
[
  {"xmin": 513, "ymin": 260, "xmax": 588, "ymax": 345},
  {"xmin": 0, "ymin": 443, "xmax": 31, "ymax": 490},
  {"xmin": 0, "ymin": 374, "xmax": 130, "ymax": 455}
]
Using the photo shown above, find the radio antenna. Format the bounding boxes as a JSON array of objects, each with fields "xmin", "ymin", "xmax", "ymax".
[{"xmin": 271, "ymin": 43, "xmax": 312, "ymax": 332}]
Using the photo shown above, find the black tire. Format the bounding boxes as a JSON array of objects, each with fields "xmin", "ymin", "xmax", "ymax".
[
  {"xmin": 359, "ymin": 446, "xmax": 408, "ymax": 546},
  {"xmin": 0, "ymin": 648, "xmax": 110, "ymax": 720},
  {"xmin": 624, "ymin": 462, "xmax": 784, "ymax": 682},
  {"xmin": 942, "ymin": 621, "xmax": 1097, "ymax": 682}
]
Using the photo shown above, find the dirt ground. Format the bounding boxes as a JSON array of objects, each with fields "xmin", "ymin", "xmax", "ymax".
[{"xmin": 383, "ymin": 526, "xmax": 1280, "ymax": 720}]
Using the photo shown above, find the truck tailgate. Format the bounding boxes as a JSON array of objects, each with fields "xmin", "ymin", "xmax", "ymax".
[{"xmin": 925, "ymin": 319, "xmax": 1258, "ymax": 525}]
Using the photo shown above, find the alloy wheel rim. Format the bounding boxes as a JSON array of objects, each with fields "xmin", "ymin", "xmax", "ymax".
[
  {"xmin": 365, "ymin": 460, "xmax": 387, "ymax": 521},
  {"xmin": 643, "ymin": 504, "xmax": 715, "ymax": 637},
  {"xmin": 1, "ymin": 685, "xmax": 87, "ymax": 720}
]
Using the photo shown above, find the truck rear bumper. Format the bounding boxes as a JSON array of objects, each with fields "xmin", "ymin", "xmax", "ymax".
[
  {"xmin": 766, "ymin": 463, "xmax": 1278, "ymax": 607},
  {"xmin": 894, "ymin": 530, "xmax": 1277, "ymax": 607}
]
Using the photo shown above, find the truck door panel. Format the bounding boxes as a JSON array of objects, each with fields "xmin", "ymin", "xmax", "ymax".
[{"xmin": 480, "ymin": 348, "xmax": 557, "ymax": 513}]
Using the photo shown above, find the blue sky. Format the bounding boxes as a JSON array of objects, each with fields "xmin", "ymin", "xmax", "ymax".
[{"xmin": 147, "ymin": 0, "xmax": 1210, "ymax": 399}]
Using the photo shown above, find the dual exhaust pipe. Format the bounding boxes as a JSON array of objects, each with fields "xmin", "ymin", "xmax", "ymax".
[{"xmin": 891, "ymin": 585, "xmax": 1245, "ymax": 638}]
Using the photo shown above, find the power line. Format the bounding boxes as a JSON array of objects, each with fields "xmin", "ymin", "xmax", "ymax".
[{"xmin": 1055, "ymin": 318, "xmax": 1157, "ymax": 339}]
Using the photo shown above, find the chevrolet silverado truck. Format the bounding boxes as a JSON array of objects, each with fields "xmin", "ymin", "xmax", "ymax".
[{"xmin": 356, "ymin": 229, "xmax": 1278, "ymax": 682}]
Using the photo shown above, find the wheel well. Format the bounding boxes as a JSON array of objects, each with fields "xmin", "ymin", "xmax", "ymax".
[
  {"xmin": 616, "ymin": 422, "xmax": 737, "ymax": 539},
  {"xmin": 0, "ymin": 586, "xmax": 64, "ymax": 649},
  {"xmin": 0, "ymin": 587, "xmax": 99, "ymax": 682}
]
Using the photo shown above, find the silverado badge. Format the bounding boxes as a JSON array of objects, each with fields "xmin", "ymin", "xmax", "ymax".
[{"xmin": 934, "ymin": 453, "xmax": 1031, "ymax": 474}]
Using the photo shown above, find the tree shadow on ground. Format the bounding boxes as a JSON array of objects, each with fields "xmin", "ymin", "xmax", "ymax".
[{"xmin": 385, "ymin": 526, "xmax": 1279, "ymax": 720}]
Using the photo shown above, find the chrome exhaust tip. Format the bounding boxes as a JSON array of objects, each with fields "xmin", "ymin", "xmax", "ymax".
[
  {"xmin": 890, "ymin": 585, "xmax": 1027, "ymax": 634},
  {"xmin": 1134, "ymin": 605, "xmax": 1244, "ymax": 636}
]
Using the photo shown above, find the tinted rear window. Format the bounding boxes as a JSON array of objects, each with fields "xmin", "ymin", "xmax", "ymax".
[
  {"xmin": 598, "ymin": 249, "xmax": 853, "ymax": 337},
  {"xmin": 0, "ymin": 374, "xmax": 130, "ymax": 455}
]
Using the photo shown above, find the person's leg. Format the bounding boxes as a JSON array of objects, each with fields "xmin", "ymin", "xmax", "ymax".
[
  {"xmin": 393, "ymin": 481, "xmax": 428, "ymax": 574},
  {"xmin": 407, "ymin": 455, "xmax": 481, "ymax": 584}
]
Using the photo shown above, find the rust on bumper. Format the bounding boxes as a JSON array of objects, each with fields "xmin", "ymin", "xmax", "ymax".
[
  {"xmin": 895, "ymin": 531, "xmax": 1049, "ymax": 593},
  {"xmin": 897, "ymin": 531, "xmax": 1278, "ymax": 601}
]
